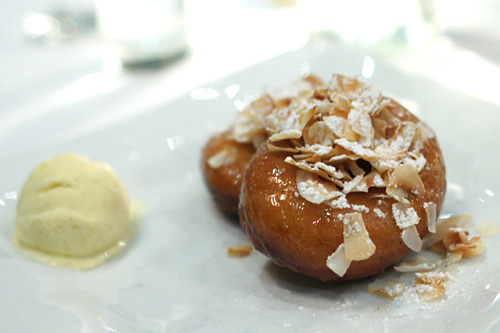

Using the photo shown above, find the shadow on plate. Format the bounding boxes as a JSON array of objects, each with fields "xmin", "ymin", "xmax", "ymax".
[{"xmin": 259, "ymin": 261, "xmax": 372, "ymax": 309}]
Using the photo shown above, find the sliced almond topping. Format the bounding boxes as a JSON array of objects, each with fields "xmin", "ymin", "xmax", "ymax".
[
  {"xmin": 227, "ymin": 245, "xmax": 253, "ymax": 257},
  {"xmin": 326, "ymin": 243, "xmax": 352, "ymax": 277},
  {"xmin": 296, "ymin": 170, "xmax": 341, "ymax": 204},
  {"xmin": 343, "ymin": 213, "xmax": 376, "ymax": 261},
  {"xmin": 401, "ymin": 225, "xmax": 423, "ymax": 252},
  {"xmin": 207, "ymin": 148, "xmax": 236, "ymax": 169},
  {"xmin": 392, "ymin": 203, "xmax": 420, "ymax": 229},
  {"xmin": 424, "ymin": 202, "xmax": 437, "ymax": 233},
  {"xmin": 367, "ymin": 280, "xmax": 407, "ymax": 298}
]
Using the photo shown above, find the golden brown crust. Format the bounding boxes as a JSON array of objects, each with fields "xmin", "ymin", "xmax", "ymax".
[
  {"xmin": 201, "ymin": 131, "xmax": 255, "ymax": 216},
  {"xmin": 239, "ymin": 106, "xmax": 446, "ymax": 282}
]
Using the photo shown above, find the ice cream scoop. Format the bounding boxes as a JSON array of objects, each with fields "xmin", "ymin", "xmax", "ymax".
[{"xmin": 14, "ymin": 153, "xmax": 138, "ymax": 269}]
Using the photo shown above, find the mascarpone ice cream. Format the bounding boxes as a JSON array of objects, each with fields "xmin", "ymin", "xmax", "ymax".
[{"xmin": 14, "ymin": 153, "xmax": 138, "ymax": 269}]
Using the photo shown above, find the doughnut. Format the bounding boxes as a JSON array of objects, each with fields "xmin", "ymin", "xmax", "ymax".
[
  {"xmin": 201, "ymin": 75, "xmax": 324, "ymax": 215},
  {"xmin": 238, "ymin": 75, "xmax": 446, "ymax": 281},
  {"xmin": 201, "ymin": 131, "xmax": 256, "ymax": 215}
]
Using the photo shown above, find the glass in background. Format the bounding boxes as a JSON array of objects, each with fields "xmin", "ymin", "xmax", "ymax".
[{"xmin": 94, "ymin": 0, "xmax": 187, "ymax": 65}]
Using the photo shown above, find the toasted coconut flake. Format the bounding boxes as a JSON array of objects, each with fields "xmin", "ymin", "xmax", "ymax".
[
  {"xmin": 386, "ymin": 186, "xmax": 409, "ymax": 203},
  {"xmin": 372, "ymin": 118, "xmax": 388, "ymax": 138},
  {"xmin": 267, "ymin": 143, "xmax": 299, "ymax": 153},
  {"xmin": 232, "ymin": 111, "xmax": 263, "ymax": 143},
  {"xmin": 368, "ymin": 280, "xmax": 407, "ymax": 298},
  {"xmin": 445, "ymin": 251, "xmax": 463, "ymax": 264},
  {"xmin": 268, "ymin": 129, "xmax": 303, "ymax": 141},
  {"xmin": 348, "ymin": 108, "xmax": 374, "ymax": 143},
  {"xmin": 415, "ymin": 272, "xmax": 448, "ymax": 301},
  {"xmin": 428, "ymin": 242, "xmax": 447, "ymax": 255},
  {"xmin": 462, "ymin": 237, "xmax": 484, "ymax": 258},
  {"xmin": 314, "ymin": 103, "xmax": 336, "ymax": 115},
  {"xmin": 424, "ymin": 202, "xmax": 437, "ymax": 233},
  {"xmin": 323, "ymin": 115, "xmax": 347, "ymax": 138},
  {"xmin": 442, "ymin": 228, "xmax": 483, "ymax": 257},
  {"xmin": 250, "ymin": 94, "xmax": 275, "ymax": 115},
  {"xmin": 296, "ymin": 170, "xmax": 341, "ymax": 204},
  {"xmin": 334, "ymin": 138, "xmax": 377, "ymax": 159},
  {"xmin": 426, "ymin": 215, "xmax": 472, "ymax": 246},
  {"xmin": 389, "ymin": 165, "xmax": 425, "ymax": 194},
  {"xmin": 401, "ymin": 225, "xmax": 423, "ymax": 252},
  {"xmin": 326, "ymin": 243, "xmax": 352, "ymax": 277},
  {"xmin": 343, "ymin": 175, "xmax": 365, "ymax": 194},
  {"xmin": 303, "ymin": 121, "xmax": 334, "ymax": 146},
  {"xmin": 415, "ymin": 281, "xmax": 445, "ymax": 301},
  {"xmin": 390, "ymin": 122, "xmax": 417, "ymax": 152},
  {"xmin": 207, "ymin": 148, "xmax": 236, "ymax": 168},
  {"xmin": 343, "ymin": 213, "xmax": 376, "ymax": 261},
  {"xmin": 392, "ymin": 203, "xmax": 420, "ymax": 229},
  {"xmin": 227, "ymin": 245, "xmax": 253, "ymax": 257},
  {"xmin": 394, "ymin": 260, "xmax": 439, "ymax": 272}
]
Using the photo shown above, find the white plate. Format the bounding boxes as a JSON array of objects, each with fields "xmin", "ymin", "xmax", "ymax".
[{"xmin": 1, "ymin": 39, "xmax": 500, "ymax": 332}]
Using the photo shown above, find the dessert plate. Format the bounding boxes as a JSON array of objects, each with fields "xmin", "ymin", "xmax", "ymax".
[{"xmin": 1, "ymin": 39, "xmax": 499, "ymax": 332}]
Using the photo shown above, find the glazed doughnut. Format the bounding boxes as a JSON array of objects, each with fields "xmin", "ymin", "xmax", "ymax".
[
  {"xmin": 201, "ymin": 131, "xmax": 256, "ymax": 215},
  {"xmin": 239, "ymin": 75, "xmax": 446, "ymax": 281},
  {"xmin": 202, "ymin": 75, "xmax": 324, "ymax": 215}
]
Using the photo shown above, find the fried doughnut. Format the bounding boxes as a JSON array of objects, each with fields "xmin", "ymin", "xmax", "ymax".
[
  {"xmin": 239, "ymin": 75, "xmax": 446, "ymax": 281},
  {"xmin": 201, "ymin": 131, "xmax": 256, "ymax": 215},
  {"xmin": 202, "ymin": 75, "xmax": 324, "ymax": 215}
]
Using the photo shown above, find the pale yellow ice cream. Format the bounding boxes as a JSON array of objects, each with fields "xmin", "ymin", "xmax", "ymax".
[{"xmin": 14, "ymin": 153, "xmax": 138, "ymax": 269}]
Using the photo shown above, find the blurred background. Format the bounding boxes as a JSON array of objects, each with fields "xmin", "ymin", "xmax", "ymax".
[{"xmin": 1, "ymin": 0, "xmax": 500, "ymax": 120}]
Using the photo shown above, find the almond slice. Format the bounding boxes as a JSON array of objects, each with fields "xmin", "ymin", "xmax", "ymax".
[
  {"xmin": 401, "ymin": 225, "xmax": 423, "ymax": 252},
  {"xmin": 367, "ymin": 280, "xmax": 407, "ymax": 298},
  {"xmin": 326, "ymin": 243, "xmax": 352, "ymax": 277},
  {"xmin": 343, "ymin": 213, "xmax": 376, "ymax": 261}
]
